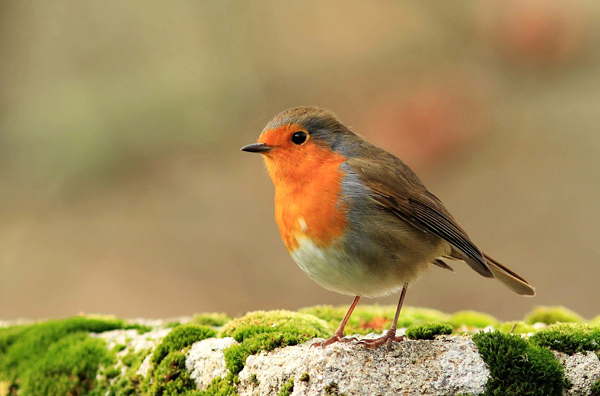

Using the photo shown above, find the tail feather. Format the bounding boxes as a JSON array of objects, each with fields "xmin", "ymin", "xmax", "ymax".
[
  {"xmin": 432, "ymin": 258, "xmax": 454, "ymax": 272},
  {"xmin": 484, "ymin": 253, "xmax": 536, "ymax": 296}
]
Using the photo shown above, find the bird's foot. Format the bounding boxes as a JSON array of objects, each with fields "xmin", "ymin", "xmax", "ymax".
[
  {"xmin": 358, "ymin": 329, "xmax": 405, "ymax": 349},
  {"xmin": 311, "ymin": 332, "xmax": 358, "ymax": 348}
]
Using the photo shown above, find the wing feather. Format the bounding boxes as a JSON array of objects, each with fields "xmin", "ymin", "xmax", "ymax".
[{"xmin": 347, "ymin": 156, "xmax": 493, "ymax": 277}]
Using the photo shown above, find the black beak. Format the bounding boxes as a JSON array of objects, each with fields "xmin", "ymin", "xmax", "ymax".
[{"xmin": 240, "ymin": 142, "xmax": 272, "ymax": 153}]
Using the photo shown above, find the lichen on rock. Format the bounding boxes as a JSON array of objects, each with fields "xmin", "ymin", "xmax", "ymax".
[
  {"xmin": 186, "ymin": 337, "xmax": 237, "ymax": 390},
  {"xmin": 237, "ymin": 335, "xmax": 488, "ymax": 396}
]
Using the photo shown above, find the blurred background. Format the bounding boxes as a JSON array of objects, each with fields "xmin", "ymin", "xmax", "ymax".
[{"xmin": 0, "ymin": 0, "xmax": 598, "ymax": 321}]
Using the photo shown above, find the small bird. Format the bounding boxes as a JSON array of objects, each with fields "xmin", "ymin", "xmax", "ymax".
[{"xmin": 241, "ymin": 106, "xmax": 535, "ymax": 348}]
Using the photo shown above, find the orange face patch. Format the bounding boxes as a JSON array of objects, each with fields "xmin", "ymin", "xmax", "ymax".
[
  {"xmin": 258, "ymin": 125, "xmax": 348, "ymax": 251},
  {"xmin": 258, "ymin": 124, "xmax": 309, "ymax": 150}
]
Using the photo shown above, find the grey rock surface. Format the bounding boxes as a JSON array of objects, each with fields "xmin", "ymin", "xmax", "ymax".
[
  {"xmin": 555, "ymin": 351, "xmax": 600, "ymax": 396},
  {"xmin": 186, "ymin": 337, "xmax": 237, "ymax": 390},
  {"xmin": 93, "ymin": 327, "xmax": 171, "ymax": 377},
  {"xmin": 236, "ymin": 335, "xmax": 489, "ymax": 396},
  {"xmin": 93, "ymin": 328, "xmax": 171, "ymax": 353},
  {"xmin": 88, "ymin": 324, "xmax": 596, "ymax": 395}
]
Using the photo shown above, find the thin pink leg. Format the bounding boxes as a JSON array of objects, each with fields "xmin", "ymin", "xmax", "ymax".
[
  {"xmin": 312, "ymin": 296, "xmax": 360, "ymax": 347},
  {"xmin": 359, "ymin": 283, "xmax": 408, "ymax": 349}
]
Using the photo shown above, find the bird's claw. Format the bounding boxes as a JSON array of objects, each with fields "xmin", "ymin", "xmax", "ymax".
[{"xmin": 357, "ymin": 331, "xmax": 405, "ymax": 349}]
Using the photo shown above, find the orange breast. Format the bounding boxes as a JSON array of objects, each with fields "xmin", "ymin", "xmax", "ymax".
[{"xmin": 264, "ymin": 143, "xmax": 348, "ymax": 252}]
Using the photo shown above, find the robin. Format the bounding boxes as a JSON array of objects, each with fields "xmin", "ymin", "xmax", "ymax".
[{"xmin": 241, "ymin": 106, "xmax": 535, "ymax": 348}]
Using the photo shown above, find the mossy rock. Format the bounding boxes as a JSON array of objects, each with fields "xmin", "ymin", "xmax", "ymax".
[
  {"xmin": 225, "ymin": 333, "xmax": 304, "ymax": 375},
  {"xmin": 525, "ymin": 306, "xmax": 584, "ymax": 325},
  {"xmin": 122, "ymin": 348, "xmax": 150, "ymax": 368},
  {"xmin": 406, "ymin": 322, "xmax": 453, "ymax": 340},
  {"xmin": 109, "ymin": 346, "xmax": 152, "ymax": 395},
  {"xmin": 114, "ymin": 323, "xmax": 216, "ymax": 395},
  {"xmin": 148, "ymin": 351, "xmax": 196, "ymax": 395},
  {"xmin": 21, "ymin": 333, "xmax": 113, "ymax": 396},
  {"xmin": 221, "ymin": 310, "xmax": 330, "ymax": 375},
  {"xmin": 590, "ymin": 379, "xmax": 600, "ymax": 396},
  {"xmin": 0, "ymin": 307, "xmax": 593, "ymax": 395},
  {"xmin": 530, "ymin": 323, "xmax": 600, "ymax": 354},
  {"xmin": 0, "ymin": 316, "xmax": 143, "ymax": 396},
  {"xmin": 192, "ymin": 313, "xmax": 233, "ymax": 327},
  {"xmin": 199, "ymin": 376, "xmax": 238, "ymax": 395},
  {"xmin": 277, "ymin": 378, "xmax": 295, "ymax": 396},
  {"xmin": 450, "ymin": 310, "xmax": 499, "ymax": 329},
  {"xmin": 0, "ymin": 317, "xmax": 133, "ymax": 385},
  {"xmin": 151, "ymin": 324, "xmax": 216, "ymax": 365},
  {"xmin": 220, "ymin": 310, "xmax": 330, "ymax": 342},
  {"xmin": 299, "ymin": 305, "xmax": 450, "ymax": 336},
  {"xmin": 473, "ymin": 331, "xmax": 567, "ymax": 395}
]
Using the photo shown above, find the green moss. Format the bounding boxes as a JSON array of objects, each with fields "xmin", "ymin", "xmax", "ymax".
[
  {"xmin": 152, "ymin": 324, "xmax": 216, "ymax": 365},
  {"xmin": 324, "ymin": 381, "xmax": 346, "ymax": 395},
  {"xmin": 300, "ymin": 305, "xmax": 449, "ymax": 336},
  {"xmin": 224, "ymin": 333, "xmax": 304, "ymax": 375},
  {"xmin": 299, "ymin": 305, "xmax": 368, "ymax": 334},
  {"xmin": 525, "ymin": 306, "xmax": 584, "ymax": 325},
  {"xmin": 98, "ymin": 345, "xmax": 152, "ymax": 395},
  {"xmin": 250, "ymin": 373, "xmax": 259, "ymax": 385},
  {"xmin": 21, "ymin": 332, "xmax": 113, "ymax": 396},
  {"xmin": 406, "ymin": 322, "xmax": 453, "ymax": 340},
  {"xmin": 589, "ymin": 315, "xmax": 600, "ymax": 327},
  {"xmin": 0, "ymin": 316, "xmax": 135, "ymax": 394},
  {"xmin": 324, "ymin": 381, "xmax": 338, "ymax": 393},
  {"xmin": 6, "ymin": 308, "xmax": 592, "ymax": 394},
  {"xmin": 136, "ymin": 324, "xmax": 218, "ymax": 395},
  {"xmin": 394, "ymin": 307, "xmax": 451, "ymax": 327},
  {"xmin": 197, "ymin": 376, "xmax": 238, "ymax": 395},
  {"xmin": 0, "ymin": 324, "xmax": 27, "ymax": 355},
  {"xmin": 450, "ymin": 311, "xmax": 498, "ymax": 329},
  {"xmin": 530, "ymin": 323, "xmax": 600, "ymax": 354},
  {"xmin": 220, "ymin": 310, "xmax": 330, "ymax": 342},
  {"xmin": 148, "ymin": 351, "xmax": 196, "ymax": 395},
  {"xmin": 277, "ymin": 378, "xmax": 294, "ymax": 396},
  {"xmin": 497, "ymin": 321, "xmax": 536, "ymax": 334},
  {"xmin": 104, "ymin": 365, "xmax": 121, "ymax": 379},
  {"xmin": 133, "ymin": 324, "xmax": 153, "ymax": 334},
  {"xmin": 591, "ymin": 379, "xmax": 600, "ymax": 396},
  {"xmin": 193, "ymin": 313, "xmax": 232, "ymax": 327},
  {"xmin": 110, "ymin": 370, "xmax": 146, "ymax": 396},
  {"xmin": 121, "ymin": 348, "xmax": 149, "ymax": 368},
  {"xmin": 473, "ymin": 331, "xmax": 566, "ymax": 395},
  {"xmin": 221, "ymin": 310, "xmax": 329, "ymax": 375}
]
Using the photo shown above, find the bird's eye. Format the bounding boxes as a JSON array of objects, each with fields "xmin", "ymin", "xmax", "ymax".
[{"xmin": 291, "ymin": 131, "xmax": 307, "ymax": 145}]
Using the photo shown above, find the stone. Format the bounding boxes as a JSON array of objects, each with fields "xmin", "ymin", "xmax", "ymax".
[
  {"xmin": 237, "ymin": 335, "xmax": 489, "ymax": 396},
  {"xmin": 92, "ymin": 327, "xmax": 172, "ymax": 378},
  {"xmin": 186, "ymin": 337, "xmax": 237, "ymax": 390},
  {"xmin": 554, "ymin": 351, "xmax": 600, "ymax": 396},
  {"xmin": 92, "ymin": 328, "xmax": 171, "ymax": 353}
]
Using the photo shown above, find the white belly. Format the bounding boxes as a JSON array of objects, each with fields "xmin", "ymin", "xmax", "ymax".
[{"xmin": 290, "ymin": 235, "xmax": 427, "ymax": 298}]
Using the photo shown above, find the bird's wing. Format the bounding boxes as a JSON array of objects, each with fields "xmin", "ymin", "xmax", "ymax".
[{"xmin": 346, "ymin": 156, "xmax": 493, "ymax": 278}]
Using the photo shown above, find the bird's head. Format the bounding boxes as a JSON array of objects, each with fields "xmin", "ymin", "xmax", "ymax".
[{"xmin": 241, "ymin": 106, "xmax": 356, "ymax": 182}]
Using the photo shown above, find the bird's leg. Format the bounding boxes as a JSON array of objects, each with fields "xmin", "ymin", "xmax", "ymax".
[
  {"xmin": 359, "ymin": 283, "xmax": 408, "ymax": 349},
  {"xmin": 312, "ymin": 296, "xmax": 360, "ymax": 347}
]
